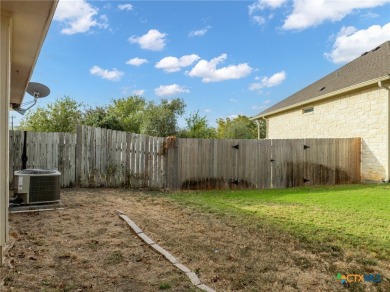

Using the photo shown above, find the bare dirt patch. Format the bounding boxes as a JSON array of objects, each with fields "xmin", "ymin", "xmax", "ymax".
[{"xmin": 1, "ymin": 188, "xmax": 389, "ymax": 291}]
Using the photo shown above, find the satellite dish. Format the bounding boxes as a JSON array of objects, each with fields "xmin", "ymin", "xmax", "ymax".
[
  {"xmin": 12, "ymin": 82, "xmax": 50, "ymax": 115},
  {"xmin": 27, "ymin": 82, "xmax": 50, "ymax": 98}
]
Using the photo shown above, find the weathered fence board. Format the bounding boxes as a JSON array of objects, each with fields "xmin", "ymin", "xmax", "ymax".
[
  {"xmin": 170, "ymin": 137, "xmax": 361, "ymax": 190},
  {"xmin": 9, "ymin": 126, "xmax": 361, "ymax": 190},
  {"xmin": 73, "ymin": 127, "xmax": 166, "ymax": 189},
  {"xmin": 9, "ymin": 131, "xmax": 77, "ymax": 188}
]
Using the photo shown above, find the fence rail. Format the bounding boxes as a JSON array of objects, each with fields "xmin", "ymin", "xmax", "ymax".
[{"xmin": 9, "ymin": 126, "xmax": 361, "ymax": 189}]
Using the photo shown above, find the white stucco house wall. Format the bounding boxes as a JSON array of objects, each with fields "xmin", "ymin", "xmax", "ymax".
[
  {"xmin": 252, "ymin": 41, "xmax": 390, "ymax": 183},
  {"xmin": 0, "ymin": 0, "xmax": 57, "ymax": 265}
]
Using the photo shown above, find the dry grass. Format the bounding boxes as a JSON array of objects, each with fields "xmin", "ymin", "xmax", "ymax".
[{"xmin": 1, "ymin": 188, "xmax": 389, "ymax": 291}]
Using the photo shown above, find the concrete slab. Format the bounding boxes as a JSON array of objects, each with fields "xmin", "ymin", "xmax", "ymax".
[
  {"xmin": 197, "ymin": 284, "xmax": 216, "ymax": 292},
  {"xmin": 174, "ymin": 263, "xmax": 191, "ymax": 273},
  {"xmin": 9, "ymin": 202, "xmax": 63, "ymax": 213},
  {"xmin": 137, "ymin": 232, "xmax": 155, "ymax": 245},
  {"xmin": 151, "ymin": 243, "xmax": 178, "ymax": 264},
  {"xmin": 186, "ymin": 272, "xmax": 201, "ymax": 286}
]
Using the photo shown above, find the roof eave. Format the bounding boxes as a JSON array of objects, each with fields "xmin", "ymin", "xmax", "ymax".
[
  {"xmin": 19, "ymin": 0, "xmax": 58, "ymax": 104},
  {"xmin": 251, "ymin": 75, "xmax": 390, "ymax": 120},
  {"xmin": 3, "ymin": 0, "xmax": 59, "ymax": 105}
]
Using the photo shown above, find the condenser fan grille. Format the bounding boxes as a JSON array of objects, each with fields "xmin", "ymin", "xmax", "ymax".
[
  {"xmin": 29, "ymin": 176, "xmax": 60, "ymax": 203},
  {"xmin": 14, "ymin": 169, "xmax": 61, "ymax": 204}
]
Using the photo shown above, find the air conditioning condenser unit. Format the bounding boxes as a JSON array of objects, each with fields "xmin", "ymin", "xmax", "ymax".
[{"xmin": 14, "ymin": 169, "xmax": 61, "ymax": 204}]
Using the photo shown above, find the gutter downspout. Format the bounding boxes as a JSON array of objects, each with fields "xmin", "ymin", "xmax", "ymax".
[{"xmin": 378, "ymin": 81, "xmax": 390, "ymax": 182}]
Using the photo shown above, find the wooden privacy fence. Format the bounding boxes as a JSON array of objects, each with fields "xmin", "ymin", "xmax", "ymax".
[
  {"xmin": 9, "ymin": 126, "xmax": 166, "ymax": 189},
  {"xmin": 9, "ymin": 130, "xmax": 76, "ymax": 188},
  {"xmin": 75, "ymin": 126, "xmax": 166, "ymax": 189},
  {"xmin": 9, "ymin": 126, "xmax": 361, "ymax": 189},
  {"xmin": 166, "ymin": 137, "xmax": 361, "ymax": 189}
]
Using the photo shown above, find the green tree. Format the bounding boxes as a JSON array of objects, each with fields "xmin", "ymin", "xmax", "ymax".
[
  {"xmin": 18, "ymin": 96, "xmax": 83, "ymax": 132},
  {"xmin": 178, "ymin": 111, "xmax": 216, "ymax": 138},
  {"xmin": 216, "ymin": 115, "xmax": 265, "ymax": 139},
  {"xmin": 83, "ymin": 106, "xmax": 123, "ymax": 130},
  {"xmin": 141, "ymin": 98, "xmax": 186, "ymax": 137},
  {"xmin": 107, "ymin": 96, "xmax": 146, "ymax": 133},
  {"xmin": 256, "ymin": 118, "xmax": 266, "ymax": 139}
]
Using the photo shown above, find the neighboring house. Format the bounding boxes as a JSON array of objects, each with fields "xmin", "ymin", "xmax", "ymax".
[
  {"xmin": 252, "ymin": 41, "xmax": 390, "ymax": 183},
  {"xmin": 0, "ymin": 0, "xmax": 57, "ymax": 265}
]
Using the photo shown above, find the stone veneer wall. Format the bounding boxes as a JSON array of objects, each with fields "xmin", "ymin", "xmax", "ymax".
[{"xmin": 266, "ymin": 86, "xmax": 388, "ymax": 182}]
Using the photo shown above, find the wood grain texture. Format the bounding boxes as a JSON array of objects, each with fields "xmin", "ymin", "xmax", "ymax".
[{"xmin": 9, "ymin": 128, "xmax": 361, "ymax": 190}]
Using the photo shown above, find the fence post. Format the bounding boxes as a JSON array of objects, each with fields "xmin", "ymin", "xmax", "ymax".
[
  {"xmin": 166, "ymin": 136, "xmax": 178, "ymax": 190},
  {"xmin": 75, "ymin": 125, "xmax": 83, "ymax": 187}
]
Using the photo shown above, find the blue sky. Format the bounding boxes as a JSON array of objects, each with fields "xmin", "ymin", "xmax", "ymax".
[{"xmin": 12, "ymin": 0, "xmax": 390, "ymax": 128}]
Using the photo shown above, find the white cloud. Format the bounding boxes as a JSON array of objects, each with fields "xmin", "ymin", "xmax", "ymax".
[
  {"xmin": 249, "ymin": 83, "xmax": 262, "ymax": 91},
  {"xmin": 248, "ymin": 0, "xmax": 390, "ymax": 30},
  {"xmin": 154, "ymin": 84, "xmax": 190, "ymax": 97},
  {"xmin": 204, "ymin": 108, "xmax": 212, "ymax": 113},
  {"xmin": 252, "ymin": 16, "xmax": 266, "ymax": 25},
  {"xmin": 249, "ymin": 0, "xmax": 286, "ymax": 14},
  {"xmin": 228, "ymin": 114, "xmax": 239, "ymax": 119},
  {"xmin": 252, "ymin": 99, "xmax": 271, "ymax": 111},
  {"xmin": 282, "ymin": 0, "xmax": 390, "ymax": 30},
  {"xmin": 90, "ymin": 66, "xmax": 124, "ymax": 81},
  {"xmin": 126, "ymin": 57, "xmax": 148, "ymax": 66},
  {"xmin": 248, "ymin": 0, "xmax": 286, "ymax": 25},
  {"xmin": 249, "ymin": 71, "xmax": 286, "ymax": 91},
  {"xmin": 155, "ymin": 54, "xmax": 200, "ymax": 73},
  {"xmin": 128, "ymin": 29, "xmax": 167, "ymax": 51},
  {"xmin": 263, "ymin": 99, "xmax": 271, "ymax": 104},
  {"xmin": 98, "ymin": 15, "xmax": 109, "ymax": 29},
  {"xmin": 188, "ymin": 26, "xmax": 211, "ymax": 37},
  {"xmin": 325, "ymin": 23, "xmax": 390, "ymax": 64},
  {"xmin": 262, "ymin": 71, "xmax": 286, "ymax": 87},
  {"xmin": 251, "ymin": 105, "xmax": 267, "ymax": 110},
  {"xmin": 187, "ymin": 54, "xmax": 252, "ymax": 83},
  {"xmin": 229, "ymin": 98, "xmax": 238, "ymax": 102},
  {"xmin": 118, "ymin": 4, "xmax": 133, "ymax": 11},
  {"xmin": 54, "ymin": 0, "xmax": 108, "ymax": 35},
  {"xmin": 133, "ymin": 89, "xmax": 145, "ymax": 96},
  {"xmin": 361, "ymin": 11, "xmax": 379, "ymax": 19}
]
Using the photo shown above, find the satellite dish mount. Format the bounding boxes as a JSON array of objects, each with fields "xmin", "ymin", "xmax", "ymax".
[{"xmin": 13, "ymin": 82, "xmax": 50, "ymax": 115}]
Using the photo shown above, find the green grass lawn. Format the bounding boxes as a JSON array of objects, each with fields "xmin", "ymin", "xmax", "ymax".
[{"xmin": 169, "ymin": 184, "xmax": 390, "ymax": 260}]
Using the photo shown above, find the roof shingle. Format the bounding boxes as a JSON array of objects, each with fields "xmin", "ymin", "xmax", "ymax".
[{"xmin": 254, "ymin": 41, "xmax": 390, "ymax": 118}]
